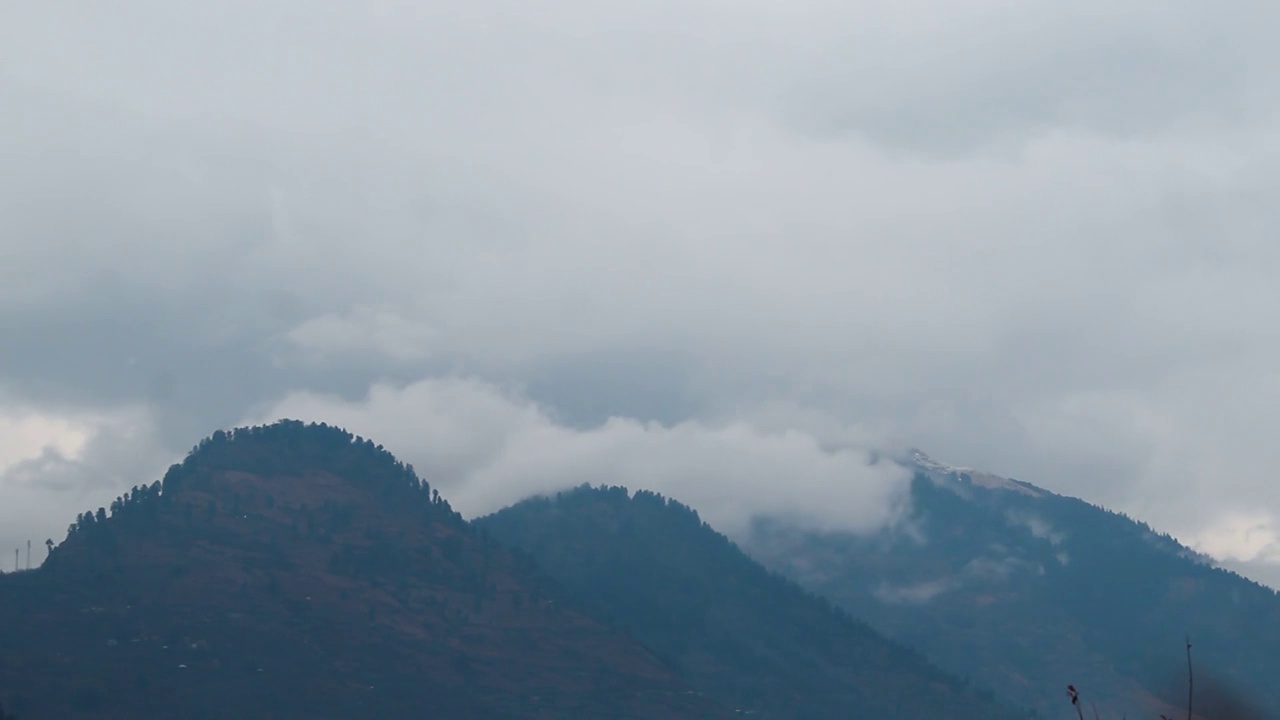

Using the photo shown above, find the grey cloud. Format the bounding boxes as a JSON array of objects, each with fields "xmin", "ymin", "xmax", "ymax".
[
  {"xmin": 0, "ymin": 406, "xmax": 171, "ymax": 559},
  {"xmin": 786, "ymin": 1, "xmax": 1271, "ymax": 154},
  {"xmin": 519, "ymin": 348, "xmax": 712, "ymax": 429},
  {"xmin": 1005, "ymin": 510, "xmax": 1065, "ymax": 547},
  {"xmin": 2, "ymin": 0, "xmax": 1280, "ymax": 580}
]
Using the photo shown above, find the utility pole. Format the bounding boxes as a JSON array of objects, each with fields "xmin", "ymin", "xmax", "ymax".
[
  {"xmin": 13, "ymin": 548, "xmax": 17, "ymax": 572},
  {"xmin": 26, "ymin": 540, "xmax": 31, "ymax": 570}
]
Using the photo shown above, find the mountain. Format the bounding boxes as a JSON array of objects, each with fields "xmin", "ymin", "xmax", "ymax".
[
  {"xmin": 0, "ymin": 421, "xmax": 728, "ymax": 720},
  {"xmin": 741, "ymin": 450, "xmax": 1276, "ymax": 719},
  {"xmin": 476, "ymin": 484, "xmax": 1029, "ymax": 720}
]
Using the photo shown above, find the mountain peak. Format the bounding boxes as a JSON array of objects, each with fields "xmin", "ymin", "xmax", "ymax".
[
  {"xmin": 7, "ymin": 423, "xmax": 724, "ymax": 719},
  {"xmin": 478, "ymin": 483, "xmax": 1026, "ymax": 720},
  {"xmin": 165, "ymin": 419, "xmax": 430, "ymax": 494},
  {"xmin": 141, "ymin": 419, "xmax": 471, "ymax": 531},
  {"xmin": 906, "ymin": 448, "xmax": 1044, "ymax": 497},
  {"xmin": 748, "ymin": 451, "xmax": 1280, "ymax": 718}
]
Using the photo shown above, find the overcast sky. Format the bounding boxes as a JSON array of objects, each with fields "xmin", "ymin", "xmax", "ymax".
[{"xmin": 3, "ymin": 0, "xmax": 1280, "ymax": 584}]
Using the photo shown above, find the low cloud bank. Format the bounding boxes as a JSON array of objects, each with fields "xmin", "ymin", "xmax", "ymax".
[{"xmin": 254, "ymin": 376, "xmax": 912, "ymax": 538}]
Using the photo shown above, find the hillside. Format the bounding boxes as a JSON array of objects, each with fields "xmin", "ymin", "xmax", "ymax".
[
  {"xmin": 742, "ymin": 451, "xmax": 1275, "ymax": 719},
  {"xmin": 477, "ymin": 485, "xmax": 1028, "ymax": 720},
  {"xmin": 0, "ymin": 421, "xmax": 727, "ymax": 720}
]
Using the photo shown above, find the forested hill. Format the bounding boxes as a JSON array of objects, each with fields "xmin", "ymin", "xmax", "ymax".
[
  {"xmin": 743, "ymin": 456, "xmax": 1276, "ymax": 719},
  {"xmin": 477, "ymin": 484, "xmax": 1028, "ymax": 720},
  {"xmin": 0, "ymin": 421, "xmax": 729, "ymax": 720}
]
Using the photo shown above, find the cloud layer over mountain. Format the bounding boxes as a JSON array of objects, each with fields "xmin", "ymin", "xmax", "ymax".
[{"xmin": 4, "ymin": 0, "xmax": 1280, "ymax": 581}]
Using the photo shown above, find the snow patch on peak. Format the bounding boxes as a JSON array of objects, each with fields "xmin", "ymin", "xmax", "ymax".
[{"xmin": 907, "ymin": 449, "xmax": 1044, "ymax": 498}]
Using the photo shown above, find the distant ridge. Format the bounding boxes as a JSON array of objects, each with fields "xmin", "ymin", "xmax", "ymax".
[{"xmin": 478, "ymin": 484, "xmax": 1027, "ymax": 720}]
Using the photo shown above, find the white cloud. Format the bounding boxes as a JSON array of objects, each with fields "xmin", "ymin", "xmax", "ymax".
[
  {"xmin": 250, "ymin": 376, "xmax": 911, "ymax": 537},
  {"xmin": 1191, "ymin": 513, "xmax": 1280, "ymax": 565},
  {"xmin": 1004, "ymin": 510, "xmax": 1066, "ymax": 547},
  {"xmin": 0, "ymin": 404, "xmax": 172, "ymax": 564},
  {"xmin": 0, "ymin": 412, "xmax": 94, "ymax": 472}
]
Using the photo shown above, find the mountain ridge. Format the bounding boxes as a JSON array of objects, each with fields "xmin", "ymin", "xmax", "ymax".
[
  {"xmin": 0, "ymin": 420, "xmax": 728, "ymax": 719},
  {"xmin": 744, "ymin": 451, "xmax": 1276, "ymax": 718},
  {"xmin": 477, "ymin": 483, "xmax": 1029, "ymax": 720},
  {"xmin": 9, "ymin": 421, "xmax": 1269, "ymax": 718}
]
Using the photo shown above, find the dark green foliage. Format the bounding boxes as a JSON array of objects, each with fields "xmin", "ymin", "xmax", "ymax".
[
  {"xmin": 478, "ymin": 484, "xmax": 1028, "ymax": 720},
  {"xmin": 0, "ymin": 422, "xmax": 727, "ymax": 720},
  {"xmin": 159, "ymin": 421, "xmax": 444, "ymax": 514},
  {"xmin": 53, "ymin": 421, "xmax": 465, "ymax": 566}
]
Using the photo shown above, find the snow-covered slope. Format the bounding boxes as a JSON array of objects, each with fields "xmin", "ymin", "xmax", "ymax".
[{"xmin": 906, "ymin": 448, "xmax": 1044, "ymax": 497}]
